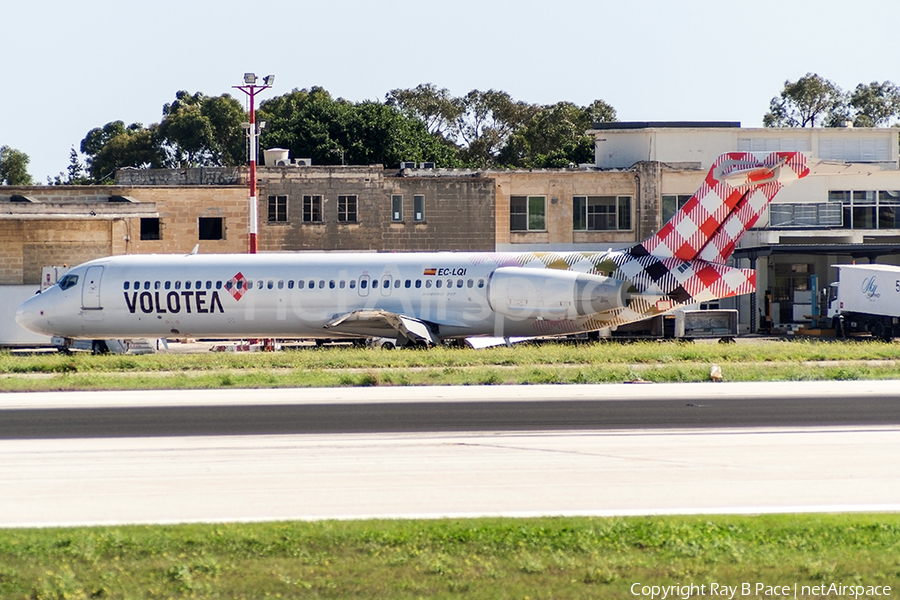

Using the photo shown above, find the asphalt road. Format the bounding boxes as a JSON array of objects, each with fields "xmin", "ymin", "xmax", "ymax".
[
  {"xmin": 2, "ymin": 382, "xmax": 899, "ymax": 526},
  {"xmin": 1, "ymin": 380, "xmax": 899, "ymax": 439},
  {"xmin": 2, "ymin": 395, "xmax": 900, "ymax": 439}
]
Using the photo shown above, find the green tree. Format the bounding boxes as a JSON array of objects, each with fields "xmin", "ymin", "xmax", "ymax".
[
  {"xmin": 385, "ymin": 83, "xmax": 463, "ymax": 139},
  {"xmin": 848, "ymin": 81, "xmax": 900, "ymax": 127},
  {"xmin": 499, "ymin": 100, "xmax": 616, "ymax": 168},
  {"xmin": 258, "ymin": 87, "xmax": 458, "ymax": 168},
  {"xmin": 456, "ymin": 89, "xmax": 539, "ymax": 167},
  {"xmin": 48, "ymin": 147, "xmax": 91, "ymax": 185},
  {"xmin": 763, "ymin": 73, "xmax": 845, "ymax": 127},
  {"xmin": 0, "ymin": 145, "xmax": 33, "ymax": 185},
  {"xmin": 159, "ymin": 91, "xmax": 246, "ymax": 167},
  {"xmin": 80, "ymin": 121, "xmax": 164, "ymax": 183}
]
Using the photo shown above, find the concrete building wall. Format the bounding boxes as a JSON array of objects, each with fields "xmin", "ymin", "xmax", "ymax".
[
  {"xmin": 0, "ymin": 185, "xmax": 248, "ymax": 284},
  {"xmin": 256, "ymin": 166, "xmax": 496, "ymax": 252},
  {"xmin": 593, "ymin": 126, "xmax": 899, "ymax": 171},
  {"xmin": 493, "ymin": 170, "xmax": 638, "ymax": 251}
]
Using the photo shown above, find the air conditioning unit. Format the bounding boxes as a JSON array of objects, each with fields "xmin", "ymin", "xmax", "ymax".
[
  {"xmin": 400, "ymin": 161, "xmax": 417, "ymax": 169},
  {"xmin": 275, "ymin": 159, "xmax": 292, "ymax": 166},
  {"xmin": 420, "ymin": 162, "xmax": 436, "ymax": 169},
  {"xmin": 294, "ymin": 158, "xmax": 313, "ymax": 166}
]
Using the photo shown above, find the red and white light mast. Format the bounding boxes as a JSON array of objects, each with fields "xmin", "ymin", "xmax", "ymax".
[{"xmin": 233, "ymin": 73, "xmax": 274, "ymax": 254}]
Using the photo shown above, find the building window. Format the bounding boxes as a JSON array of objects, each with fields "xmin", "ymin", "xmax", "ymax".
[
  {"xmin": 414, "ymin": 194, "xmax": 425, "ymax": 221},
  {"xmin": 510, "ymin": 195, "xmax": 545, "ymax": 231},
  {"xmin": 338, "ymin": 195, "xmax": 358, "ymax": 222},
  {"xmin": 830, "ymin": 190, "xmax": 900, "ymax": 229},
  {"xmin": 391, "ymin": 194, "xmax": 403, "ymax": 222},
  {"xmin": 573, "ymin": 196, "xmax": 632, "ymax": 231},
  {"xmin": 140, "ymin": 217, "xmax": 160, "ymax": 240},
  {"xmin": 661, "ymin": 194, "xmax": 692, "ymax": 224},
  {"xmin": 267, "ymin": 195, "xmax": 287, "ymax": 223},
  {"xmin": 198, "ymin": 217, "xmax": 223, "ymax": 240},
  {"xmin": 302, "ymin": 195, "xmax": 322, "ymax": 223}
]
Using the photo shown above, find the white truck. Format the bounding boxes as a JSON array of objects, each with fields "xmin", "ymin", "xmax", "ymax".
[{"xmin": 827, "ymin": 264, "xmax": 900, "ymax": 340}]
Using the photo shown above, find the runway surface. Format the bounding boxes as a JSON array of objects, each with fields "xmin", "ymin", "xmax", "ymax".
[{"xmin": 1, "ymin": 381, "xmax": 898, "ymax": 527}]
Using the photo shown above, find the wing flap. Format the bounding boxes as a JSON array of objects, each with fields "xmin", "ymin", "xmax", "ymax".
[{"xmin": 323, "ymin": 310, "xmax": 440, "ymax": 346}]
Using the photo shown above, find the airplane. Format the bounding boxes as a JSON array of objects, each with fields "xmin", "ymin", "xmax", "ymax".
[{"xmin": 16, "ymin": 151, "xmax": 809, "ymax": 350}]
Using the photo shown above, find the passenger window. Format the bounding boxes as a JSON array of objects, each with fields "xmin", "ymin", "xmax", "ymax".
[
  {"xmin": 329, "ymin": 280, "xmax": 335, "ymax": 289},
  {"xmin": 288, "ymin": 280, "xmax": 294, "ymax": 289},
  {"xmin": 478, "ymin": 279, "xmax": 485, "ymax": 288},
  {"xmin": 394, "ymin": 279, "xmax": 401, "ymax": 288},
  {"xmin": 247, "ymin": 281, "xmax": 254, "ymax": 290},
  {"xmin": 415, "ymin": 280, "xmax": 422, "ymax": 288},
  {"xmin": 133, "ymin": 281, "xmax": 139, "ymax": 290},
  {"xmin": 195, "ymin": 281, "xmax": 201, "ymax": 289},
  {"xmin": 467, "ymin": 279, "xmax": 474, "ymax": 288},
  {"xmin": 373, "ymin": 279, "xmax": 379, "ymax": 289},
  {"xmin": 267, "ymin": 280, "xmax": 274, "ymax": 290},
  {"xmin": 165, "ymin": 281, "xmax": 172, "ymax": 290},
  {"xmin": 185, "ymin": 281, "xmax": 192, "ymax": 290},
  {"xmin": 339, "ymin": 280, "xmax": 345, "ymax": 289},
  {"xmin": 216, "ymin": 281, "xmax": 223, "ymax": 290},
  {"xmin": 154, "ymin": 281, "xmax": 161, "ymax": 290},
  {"xmin": 144, "ymin": 281, "xmax": 151, "ymax": 290},
  {"xmin": 405, "ymin": 280, "xmax": 411, "ymax": 288},
  {"xmin": 349, "ymin": 280, "xmax": 356, "ymax": 289},
  {"xmin": 425, "ymin": 280, "xmax": 432, "ymax": 289},
  {"xmin": 225, "ymin": 281, "xmax": 233, "ymax": 290},
  {"xmin": 361, "ymin": 279, "xmax": 368, "ymax": 289},
  {"xmin": 124, "ymin": 281, "xmax": 130, "ymax": 290},
  {"xmin": 278, "ymin": 280, "xmax": 284, "ymax": 289},
  {"xmin": 456, "ymin": 279, "xmax": 463, "ymax": 288},
  {"xmin": 436, "ymin": 280, "xmax": 442, "ymax": 289},
  {"xmin": 298, "ymin": 280, "xmax": 305, "ymax": 289},
  {"xmin": 318, "ymin": 280, "xmax": 325, "ymax": 289},
  {"xmin": 236, "ymin": 280, "xmax": 243, "ymax": 290},
  {"xmin": 308, "ymin": 280, "xmax": 315, "ymax": 289}
]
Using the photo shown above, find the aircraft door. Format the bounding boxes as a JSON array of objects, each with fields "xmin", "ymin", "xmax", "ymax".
[
  {"xmin": 82, "ymin": 266, "xmax": 104, "ymax": 309},
  {"xmin": 381, "ymin": 275, "xmax": 392, "ymax": 297},
  {"xmin": 358, "ymin": 275, "xmax": 370, "ymax": 297}
]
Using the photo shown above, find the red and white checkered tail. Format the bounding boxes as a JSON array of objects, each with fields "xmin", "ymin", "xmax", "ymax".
[{"xmin": 639, "ymin": 152, "xmax": 809, "ymax": 262}]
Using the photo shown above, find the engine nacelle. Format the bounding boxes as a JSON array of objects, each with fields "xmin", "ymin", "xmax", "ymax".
[{"xmin": 487, "ymin": 267, "xmax": 626, "ymax": 320}]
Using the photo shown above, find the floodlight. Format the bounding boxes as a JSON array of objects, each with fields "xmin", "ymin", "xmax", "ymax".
[
  {"xmin": 243, "ymin": 73, "xmax": 257, "ymax": 84},
  {"xmin": 263, "ymin": 74, "xmax": 275, "ymax": 86}
]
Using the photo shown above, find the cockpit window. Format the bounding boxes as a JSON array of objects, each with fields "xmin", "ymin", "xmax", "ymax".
[{"xmin": 58, "ymin": 274, "xmax": 79, "ymax": 290}]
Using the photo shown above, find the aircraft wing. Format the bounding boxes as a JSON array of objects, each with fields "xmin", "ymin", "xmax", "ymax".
[{"xmin": 323, "ymin": 310, "xmax": 440, "ymax": 346}]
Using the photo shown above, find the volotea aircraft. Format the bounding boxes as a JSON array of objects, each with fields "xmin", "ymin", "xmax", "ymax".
[{"xmin": 16, "ymin": 152, "xmax": 809, "ymax": 349}]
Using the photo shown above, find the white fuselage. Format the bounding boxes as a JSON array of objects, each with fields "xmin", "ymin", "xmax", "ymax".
[{"xmin": 16, "ymin": 252, "xmax": 635, "ymax": 341}]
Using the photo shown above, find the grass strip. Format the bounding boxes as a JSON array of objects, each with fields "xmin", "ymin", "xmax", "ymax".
[
  {"xmin": 1, "ymin": 514, "xmax": 897, "ymax": 599},
  {"xmin": 1, "ymin": 338, "xmax": 900, "ymax": 390}
]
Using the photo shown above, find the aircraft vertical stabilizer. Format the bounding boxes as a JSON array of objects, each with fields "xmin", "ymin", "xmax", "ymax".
[{"xmin": 639, "ymin": 152, "xmax": 809, "ymax": 262}]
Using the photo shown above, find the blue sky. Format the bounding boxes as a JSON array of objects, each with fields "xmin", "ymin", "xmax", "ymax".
[{"xmin": 4, "ymin": 0, "xmax": 899, "ymax": 182}]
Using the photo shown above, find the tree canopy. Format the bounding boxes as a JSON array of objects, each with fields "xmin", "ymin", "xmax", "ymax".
[
  {"xmin": 763, "ymin": 74, "xmax": 900, "ymax": 128},
  {"xmin": 80, "ymin": 121, "xmax": 164, "ymax": 183},
  {"xmin": 0, "ymin": 146, "xmax": 33, "ymax": 185}
]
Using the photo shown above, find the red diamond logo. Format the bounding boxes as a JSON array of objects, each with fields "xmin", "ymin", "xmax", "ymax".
[{"xmin": 227, "ymin": 272, "xmax": 246, "ymax": 301}]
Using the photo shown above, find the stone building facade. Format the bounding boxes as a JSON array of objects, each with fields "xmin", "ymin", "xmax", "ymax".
[
  {"xmin": 256, "ymin": 166, "xmax": 495, "ymax": 252},
  {"xmin": 0, "ymin": 186, "xmax": 247, "ymax": 285}
]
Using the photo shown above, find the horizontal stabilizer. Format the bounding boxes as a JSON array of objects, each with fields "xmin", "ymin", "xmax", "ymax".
[{"xmin": 324, "ymin": 310, "xmax": 440, "ymax": 346}]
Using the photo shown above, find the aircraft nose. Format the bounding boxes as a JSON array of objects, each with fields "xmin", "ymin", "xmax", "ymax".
[{"xmin": 15, "ymin": 292, "xmax": 52, "ymax": 336}]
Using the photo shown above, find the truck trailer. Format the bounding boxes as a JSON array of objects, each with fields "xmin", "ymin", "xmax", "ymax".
[{"xmin": 827, "ymin": 264, "xmax": 900, "ymax": 340}]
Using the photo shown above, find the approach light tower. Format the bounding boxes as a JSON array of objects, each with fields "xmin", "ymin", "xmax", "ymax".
[{"xmin": 233, "ymin": 72, "xmax": 274, "ymax": 254}]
